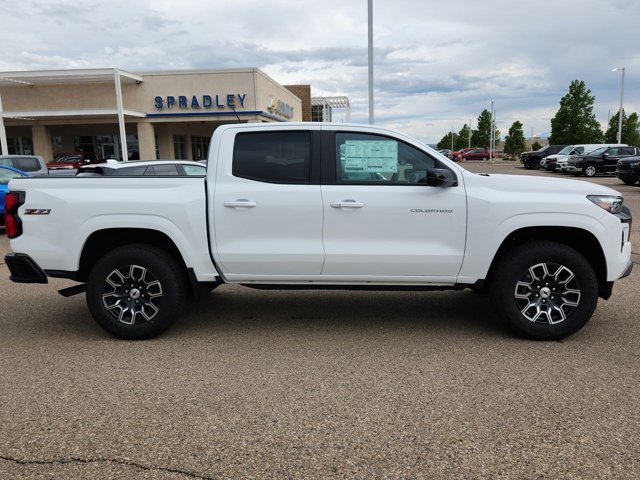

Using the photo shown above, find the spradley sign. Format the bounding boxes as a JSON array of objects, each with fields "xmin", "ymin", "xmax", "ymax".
[{"xmin": 154, "ymin": 94, "xmax": 248, "ymax": 110}]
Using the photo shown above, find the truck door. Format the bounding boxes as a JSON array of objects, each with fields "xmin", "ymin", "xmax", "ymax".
[
  {"xmin": 212, "ymin": 128, "xmax": 324, "ymax": 280},
  {"xmin": 320, "ymin": 130, "xmax": 467, "ymax": 281}
]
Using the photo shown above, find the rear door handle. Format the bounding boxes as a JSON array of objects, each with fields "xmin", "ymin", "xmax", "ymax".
[
  {"xmin": 223, "ymin": 199, "xmax": 257, "ymax": 208},
  {"xmin": 330, "ymin": 200, "xmax": 365, "ymax": 208}
]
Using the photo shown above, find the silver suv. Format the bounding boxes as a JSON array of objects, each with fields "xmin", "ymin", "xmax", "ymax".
[{"xmin": 0, "ymin": 155, "xmax": 48, "ymax": 176}]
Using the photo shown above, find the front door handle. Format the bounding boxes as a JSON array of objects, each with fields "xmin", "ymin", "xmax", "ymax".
[
  {"xmin": 223, "ymin": 199, "xmax": 257, "ymax": 208},
  {"xmin": 330, "ymin": 200, "xmax": 365, "ymax": 208}
]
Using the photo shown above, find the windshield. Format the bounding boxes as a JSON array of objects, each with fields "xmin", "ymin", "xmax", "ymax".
[
  {"xmin": 558, "ymin": 146, "xmax": 574, "ymax": 155},
  {"xmin": 54, "ymin": 155, "xmax": 81, "ymax": 163},
  {"xmin": 589, "ymin": 147, "xmax": 607, "ymax": 155},
  {"xmin": 0, "ymin": 170, "xmax": 25, "ymax": 184},
  {"xmin": 536, "ymin": 145, "xmax": 549, "ymax": 152}
]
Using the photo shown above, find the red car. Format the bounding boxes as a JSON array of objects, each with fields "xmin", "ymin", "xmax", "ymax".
[
  {"xmin": 450, "ymin": 148, "xmax": 474, "ymax": 162},
  {"xmin": 47, "ymin": 152, "xmax": 103, "ymax": 172},
  {"xmin": 461, "ymin": 148, "xmax": 491, "ymax": 161}
]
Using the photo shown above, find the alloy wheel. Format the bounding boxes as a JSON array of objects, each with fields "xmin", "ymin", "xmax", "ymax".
[
  {"xmin": 102, "ymin": 265, "xmax": 163, "ymax": 325},
  {"xmin": 584, "ymin": 165, "xmax": 597, "ymax": 177},
  {"xmin": 514, "ymin": 262, "xmax": 581, "ymax": 325}
]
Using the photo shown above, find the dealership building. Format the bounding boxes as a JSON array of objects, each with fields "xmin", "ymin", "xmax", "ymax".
[{"xmin": 0, "ymin": 68, "xmax": 323, "ymax": 162}]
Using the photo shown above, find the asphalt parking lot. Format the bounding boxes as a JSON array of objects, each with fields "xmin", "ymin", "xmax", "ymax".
[{"xmin": 1, "ymin": 165, "xmax": 639, "ymax": 479}]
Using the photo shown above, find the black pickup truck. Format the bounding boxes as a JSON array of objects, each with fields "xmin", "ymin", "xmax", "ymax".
[
  {"xmin": 615, "ymin": 156, "xmax": 640, "ymax": 185},
  {"xmin": 520, "ymin": 145, "xmax": 567, "ymax": 169},
  {"xmin": 566, "ymin": 146, "xmax": 640, "ymax": 177}
]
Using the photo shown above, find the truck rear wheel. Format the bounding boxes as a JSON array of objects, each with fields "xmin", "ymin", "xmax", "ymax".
[
  {"xmin": 86, "ymin": 245, "xmax": 187, "ymax": 340},
  {"xmin": 490, "ymin": 242, "xmax": 598, "ymax": 340}
]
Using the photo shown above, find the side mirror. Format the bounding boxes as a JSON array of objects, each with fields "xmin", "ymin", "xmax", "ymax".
[
  {"xmin": 425, "ymin": 168, "xmax": 457, "ymax": 187},
  {"xmin": 603, "ymin": 153, "xmax": 609, "ymax": 158}
]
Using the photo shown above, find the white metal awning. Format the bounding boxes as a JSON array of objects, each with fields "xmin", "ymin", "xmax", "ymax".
[
  {"xmin": 311, "ymin": 96, "xmax": 351, "ymax": 122},
  {"xmin": 0, "ymin": 109, "xmax": 145, "ymax": 119},
  {"xmin": 0, "ymin": 67, "xmax": 142, "ymax": 160},
  {"xmin": 0, "ymin": 68, "xmax": 143, "ymax": 86}
]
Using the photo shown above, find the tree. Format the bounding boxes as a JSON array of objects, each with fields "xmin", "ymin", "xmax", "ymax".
[
  {"xmin": 437, "ymin": 131, "xmax": 458, "ymax": 150},
  {"xmin": 549, "ymin": 80, "xmax": 604, "ymax": 144},
  {"xmin": 503, "ymin": 121, "xmax": 526, "ymax": 155},
  {"xmin": 456, "ymin": 124, "xmax": 471, "ymax": 149},
  {"xmin": 605, "ymin": 109, "xmax": 640, "ymax": 145},
  {"xmin": 532, "ymin": 141, "xmax": 542, "ymax": 151},
  {"xmin": 471, "ymin": 109, "xmax": 500, "ymax": 148}
]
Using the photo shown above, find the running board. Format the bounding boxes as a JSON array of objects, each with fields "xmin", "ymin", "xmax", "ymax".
[{"xmin": 58, "ymin": 284, "xmax": 87, "ymax": 297}]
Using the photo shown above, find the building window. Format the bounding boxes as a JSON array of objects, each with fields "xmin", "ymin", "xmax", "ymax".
[
  {"xmin": 174, "ymin": 135, "xmax": 187, "ymax": 159},
  {"xmin": 191, "ymin": 136, "xmax": 210, "ymax": 161},
  {"xmin": 73, "ymin": 134, "xmax": 139, "ymax": 161},
  {"xmin": 7, "ymin": 137, "xmax": 34, "ymax": 155},
  {"xmin": 311, "ymin": 105, "xmax": 324, "ymax": 122}
]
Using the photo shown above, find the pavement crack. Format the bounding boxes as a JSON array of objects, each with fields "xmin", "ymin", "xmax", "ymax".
[{"xmin": 0, "ymin": 454, "xmax": 216, "ymax": 479}]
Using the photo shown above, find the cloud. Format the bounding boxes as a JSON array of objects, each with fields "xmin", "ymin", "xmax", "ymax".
[{"xmin": 0, "ymin": 0, "xmax": 638, "ymax": 142}]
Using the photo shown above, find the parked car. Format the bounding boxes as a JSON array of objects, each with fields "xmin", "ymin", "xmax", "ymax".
[
  {"xmin": 615, "ymin": 156, "xmax": 640, "ymax": 185},
  {"xmin": 76, "ymin": 159, "xmax": 207, "ymax": 177},
  {"xmin": 520, "ymin": 145, "xmax": 568, "ymax": 169},
  {"xmin": 450, "ymin": 148, "xmax": 474, "ymax": 162},
  {"xmin": 565, "ymin": 146, "xmax": 640, "ymax": 177},
  {"xmin": 0, "ymin": 165, "xmax": 31, "ymax": 226},
  {"xmin": 47, "ymin": 152, "xmax": 103, "ymax": 174},
  {"xmin": 437, "ymin": 149, "xmax": 452, "ymax": 159},
  {"xmin": 547, "ymin": 144, "xmax": 628, "ymax": 173},
  {"xmin": 461, "ymin": 148, "xmax": 491, "ymax": 161},
  {"xmin": 0, "ymin": 155, "xmax": 48, "ymax": 176}
]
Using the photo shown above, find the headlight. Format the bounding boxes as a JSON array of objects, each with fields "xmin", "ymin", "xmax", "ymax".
[
  {"xmin": 629, "ymin": 161, "xmax": 640, "ymax": 168},
  {"xmin": 587, "ymin": 195, "xmax": 624, "ymax": 214}
]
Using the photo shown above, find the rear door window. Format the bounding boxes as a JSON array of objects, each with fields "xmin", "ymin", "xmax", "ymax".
[
  {"xmin": 146, "ymin": 164, "xmax": 181, "ymax": 176},
  {"xmin": 111, "ymin": 166, "xmax": 148, "ymax": 176},
  {"xmin": 233, "ymin": 131, "xmax": 311, "ymax": 184},
  {"xmin": 182, "ymin": 164, "xmax": 207, "ymax": 176}
]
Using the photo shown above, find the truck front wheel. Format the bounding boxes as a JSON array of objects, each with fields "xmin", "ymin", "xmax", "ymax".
[
  {"xmin": 490, "ymin": 242, "xmax": 598, "ymax": 340},
  {"xmin": 86, "ymin": 245, "xmax": 187, "ymax": 340},
  {"xmin": 583, "ymin": 164, "xmax": 598, "ymax": 177}
]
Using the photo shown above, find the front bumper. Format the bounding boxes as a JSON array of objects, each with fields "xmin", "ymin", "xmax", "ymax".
[
  {"xmin": 615, "ymin": 171, "xmax": 639, "ymax": 183},
  {"xmin": 4, "ymin": 253, "xmax": 48, "ymax": 283},
  {"xmin": 565, "ymin": 165, "xmax": 580, "ymax": 172}
]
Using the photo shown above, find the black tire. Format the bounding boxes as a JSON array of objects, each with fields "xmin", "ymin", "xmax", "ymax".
[
  {"xmin": 489, "ymin": 242, "xmax": 598, "ymax": 340},
  {"xmin": 583, "ymin": 164, "xmax": 598, "ymax": 177},
  {"xmin": 86, "ymin": 245, "xmax": 187, "ymax": 340},
  {"xmin": 621, "ymin": 178, "xmax": 638, "ymax": 186}
]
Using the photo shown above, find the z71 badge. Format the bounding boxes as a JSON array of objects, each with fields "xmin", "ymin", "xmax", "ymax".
[{"xmin": 24, "ymin": 209, "xmax": 51, "ymax": 215}]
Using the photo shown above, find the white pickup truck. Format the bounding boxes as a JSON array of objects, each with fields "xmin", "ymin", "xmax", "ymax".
[{"xmin": 4, "ymin": 123, "xmax": 633, "ymax": 340}]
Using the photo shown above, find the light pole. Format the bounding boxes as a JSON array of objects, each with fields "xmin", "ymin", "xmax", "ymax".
[
  {"xmin": 490, "ymin": 101, "xmax": 494, "ymax": 160},
  {"xmin": 612, "ymin": 67, "xmax": 625, "ymax": 143},
  {"xmin": 367, "ymin": 0, "xmax": 374, "ymax": 125}
]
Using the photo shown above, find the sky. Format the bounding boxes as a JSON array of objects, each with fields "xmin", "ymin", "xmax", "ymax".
[{"xmin": 0, "ymin": 0, "xmax": 638, "ymax": 144}]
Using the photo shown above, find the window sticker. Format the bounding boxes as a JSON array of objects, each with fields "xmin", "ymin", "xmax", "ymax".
[{"xmin": 343, "ymin": 140, "xmax": 398, "ymax": 173}]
